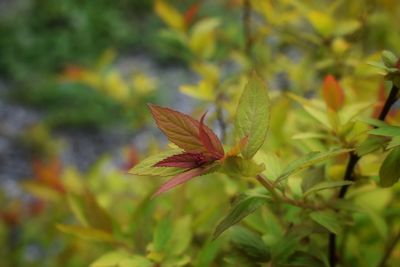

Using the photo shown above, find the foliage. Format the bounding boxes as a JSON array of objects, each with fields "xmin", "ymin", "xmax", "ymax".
[{"xmin": 2, "ymin": 1, "xmax": 400, "ymax": 267}]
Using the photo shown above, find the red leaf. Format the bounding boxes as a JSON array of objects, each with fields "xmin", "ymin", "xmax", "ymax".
[
  {"xmin": 154, "ymin": 152, "xmax": 208, "ymax": 168},
  {"xmin": 184, "ymin": 1, "xmax": 201, "ymax": 27},
  {"xmin": 148, "ymin": 104, "xmax": 223, "ymax": 156},
  {"xmin": 199, "ymin": 112, "xmax": 224, "ymax": 159},
  {"xmin": 322, "ymin": 75, "xmax": 344, "ymax": 111},
  {"xmin": 152, "ymin": 167, "xmax": 208, "ymax": 197}
]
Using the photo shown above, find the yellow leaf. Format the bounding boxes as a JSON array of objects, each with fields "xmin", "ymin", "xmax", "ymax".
[
  {"xmin": 191, "ymin": 62, "xmax": 220, "ymax": 83},
  {"xmin": 154, "ymin": 0, "xmax": 185, "ymax": 32},
  {"xmin": 307, "ymin": 11, "xmax": 334, "ymax": 38},
  {"xmin": 132, "ymin": 72, "xmax": 157, "ymax": 94},
  {"xmin": 189, "ymin": 18, "xmax": 220, "ymax": 58},
  {"xmin": 179, "ymin": 80, "xmax": 214, "ymax": 101},
  {"xmin": 104, "ymin": 71, "xmax": 130, "ymax": 101}
]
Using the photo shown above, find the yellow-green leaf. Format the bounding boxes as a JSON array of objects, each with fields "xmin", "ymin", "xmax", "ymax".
[
  {"xmin": 379, "ymin": 147, "xmax": 400, "ymax": 187},
  {"xmin": 56, "ymin": 224, "xmax": 116, "ymax": 243},
  {"xmin": 128, "ymin": 149, "xmax": 184, "ymax": 177},
  {"xmin": 235, "ymin": 73, "xmax": 270, "ymax": 159},
  {"xmin": 310, "ymin": 210, "xmax": 341, "ymax": 235},
  {"xmin": 213, "ymin": 192, "xmax": 270, "ymax": 238},
  {"xmin": 276, "ymin": 149, "xmax": 351, "ymax": 183},
  {"xmin": 90, "ymin": 250, "xmax": 153, "ymax": 267},
  {"xmin": 154, "ymin": 0, "xmax": 185, "ymax": 32}
]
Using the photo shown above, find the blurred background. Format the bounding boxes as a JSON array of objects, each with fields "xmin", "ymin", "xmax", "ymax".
[{"xmin": 0, "ymin": 0, "xmax": 399, "ymax": 266}]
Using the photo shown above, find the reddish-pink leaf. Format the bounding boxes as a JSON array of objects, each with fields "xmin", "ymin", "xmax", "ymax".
[
  {"xmin": 199, "ymin": 113, "xmax": 224, "ymax": 159},
  {"xmin": 154, "ymin": 152, "xmax": 208, "ymax": 168},
  {"xmin": 152, "ymin": 167, "xmax": 208, "ymax": 197},
  {"xmin": 184, "ymin": 1, "xmax": 201, "ymax": 27},
  {"xmin": 148, "ymin": 104, "xmax": 223, "ymax": 155},
  {"xmin": 322, "ymin": 75, "xmax": 345, "ymax": 111}
]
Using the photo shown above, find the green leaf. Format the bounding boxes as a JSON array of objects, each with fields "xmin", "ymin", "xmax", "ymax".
[
  {"xmin": 195, "ymin": 239, "xmax": 223, "ymax": 267},
  {"xmin": 387, "ymin": 136, "xmax": 400, "ymax": 149},
  {"xmin": 379, "ymin": 147, "xmax": 400, "ymax": 187},
  {"xmin": 153, "ymin": 217, "xmax": 172, "ymax": 252},
  {"xmin": 235, "ymin": 73, "xmax": 270, "ymax": 159},
  {"xmin": 82, "ymin": 189, "xmax": 113, "ymax": 232},
  {"xmin": 90, "ymin": 250, "xmax": 153, "ymax": 267},
  {"xmin": 230, "ymin": 226, "xmax": 271, "ymax": 262},
  {"xmin": 369, "ymin": 126, "xmax": 400, "ymax": 137},
  {"xmin": 276, "ymin": 149, "xmax": 351, "ymax": 183},
  {"xmin": 56, "ymin": 224, "xmax": 116, "ymax": 243},
  {"xmin": 309, "ymin": 210, "xmax": 341, "ymax": 235},
  {"xmin": 356, "ymin": 136, "xmax": 387, "ymax": 156},
  {"xmin": 128, "ymin": 149, "xmax": 184, "ymax": 177},
  {"xmin": 304, "ymin": 181, "xmax": 354, "ymax": 196},
  {"xmin": 213, "ymin": 192, "xmax": 270, "ymax": 238},
  {"xmin": 168, "ymin": 216, "xmax": 192, "ymax": 255}
]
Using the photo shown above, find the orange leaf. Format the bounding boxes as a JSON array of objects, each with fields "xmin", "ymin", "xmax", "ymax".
[
  {"xmin": 322, "ymin": 75, "xmax": 344, "ymax": 111},
  {"xmin": 226, "ymin": 135, "xmax": 249, "ymax": 157},
  {"xmin": 148, "ymin": 104, "xmax": 223, "ymax": 156},
  {"xmin": 184, "ymin": 1, "xmax": 201, "ymax": 27}
]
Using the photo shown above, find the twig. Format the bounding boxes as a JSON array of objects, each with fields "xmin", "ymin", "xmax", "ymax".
[
  {"xmin": 329, "ymin": 84, "xmax": 399, "ymax": 267},
  {"xmin": 255, "ymin": 175, "xmax": 323, "ymax": 210}
]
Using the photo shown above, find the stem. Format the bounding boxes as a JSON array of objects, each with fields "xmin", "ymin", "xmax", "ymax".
[
  {"xmin": 256, "ymin": 175, "xmax": 323, "ymax": 210},
  {"xmin": 377, "ymin": 229, "xmax": 400, "ymax": 267},
  {"xmin": 329, "ymin": 84, "xmax": 399, "ymax": 267}
]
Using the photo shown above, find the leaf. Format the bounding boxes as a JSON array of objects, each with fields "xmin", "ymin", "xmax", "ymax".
[
  {"xmin": 230, "ymin": 226, "xmax": 271, "ymax": 262},
  {"xmin": 184, "ymin": 1, "xmax": 201, "ymax": 27},
  {"xmin": 379, "ymin": 147, "xmax": 400, "ymax": 187},
  {"xmin": 304, "ymin": 181, "xmax": 354, "ymax": 196},
  {"xmin": 276, "ymin": 149, "xmax": 351, "ymax": 183},
  {"xmin": 189, "ymin": 18, "xmax": 220, "ymax": 58},
  {"xmin": 387, "ymin": 136, "xmax": 400, "ymax": 149},
  {"xmin": 356, "ymin": 136, "xmax": 387, "ymax": 156},
  {"xmin": 309, "ymin": 210, "xmax": 341, "ymax": 235},
  {"xmin": 154, "ymin": 152, "xmax": 207, "ymax": 168},
  {"xmin": 153, "ymin": 217, "xmax": 172, "ymax": 252},
  {"xmin": 369, "ymin": 125, "xmax": 400, "ymax": 137},
  {"xmin": 333, "ymin": 20, "xmax": 361, "ymax": 36},
  {"xmin": 288, "ymin": 93, "xmax": 331, "ymax": 129},
  {"xmin": 56, "ymin": 224, "xmax": 116, "ymax": 243},
  {"xmin": 82, "ymin": 189, "xmax": 113, "ymax": 232},
  {"xmin": 129, "ymin": 149, "xmax": 184, "ymax": 177},
  {"xmin": 199, "ymin": 112, "xmax": 224, "ymax": 158},
  {"xmin": 148, "ymin": 104, "xmax": 223, "ymax": 156},
  {"xmin": 235, "ymin": 73, "xmax": 271, "ymax": 159},
  {"xmin": 168, "ymin": 216, "xmax": 192, "ymax": 255},
  {"xmin": 154, "ymin": 0, "xmax": 185, "ymax": 32},
  {"xmin": 307, "ymin": 11, "xmax": 334, "ymax": 38},
  {"xmin": 322, "ymin": 75, "xmax": 344, "ymax": 111},
  {"xmin": 152, "ymin": 163, "xmax": 217, "ymax": 197},
  {"xmin": 90, "ymin": 251, "xmax": 153, "ymax": 267},
  {"xmin": 195, "ymin": 239, "xmax": 223, "ymax": 267},
  {"xmin": 213, "ymin": 193, "xmax": 269, "ymax": 238}
]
